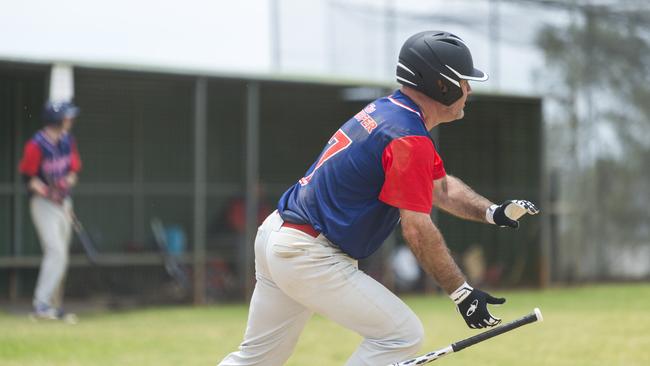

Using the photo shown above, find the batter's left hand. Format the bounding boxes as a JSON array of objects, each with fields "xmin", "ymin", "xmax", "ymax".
[
  {"xmin": 451, "ymin": 282, "xmax": 505, "ymax": 329},
  {"xmin": 487, "ymin": 200, "xmax": 539, "ymax": 228}
]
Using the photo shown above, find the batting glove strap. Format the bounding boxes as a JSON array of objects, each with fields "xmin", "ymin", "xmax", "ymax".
[
  {"xmin": 485, "ymin": 205, "xmax": 499, "ymax": 225},
  {"xmin": 450, "ymin": 281, "xmax": 474, "ymax": 305}
]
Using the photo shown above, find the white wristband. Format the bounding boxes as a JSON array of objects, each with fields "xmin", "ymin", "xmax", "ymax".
[
  {"xmin": 486, "ymin": 204, "xmax": 499, "ymax": 224},
  {"xmin": 449, "ymin": 281, "xmax": 474, "ymax": 304}
]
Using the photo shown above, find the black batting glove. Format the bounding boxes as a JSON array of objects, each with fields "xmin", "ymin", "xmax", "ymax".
[
  {"xmin": 450, "ymin": 282, "xmax": 505, "ymax": 329},
  {"xmin": 486, "ymin": 200, "xmax": 539, "ymax": 228}
]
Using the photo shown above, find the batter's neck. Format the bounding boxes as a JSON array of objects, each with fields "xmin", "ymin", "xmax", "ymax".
[
  {"xmin": 42, "ymin": 126, "xmax": 65, "ymax": 143},
  {"xmin": 399, "ymin": 87, "xmax": 442, "ymax": 131}
]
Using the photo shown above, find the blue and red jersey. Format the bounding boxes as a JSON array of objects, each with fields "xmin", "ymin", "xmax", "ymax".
[
  {"xmin": 278, "ymin": 90, "xmax": 446, "ymax": 259},
  {"xmin": 19, "ymin": 131, "xmax": 82, "ymax": 194}
]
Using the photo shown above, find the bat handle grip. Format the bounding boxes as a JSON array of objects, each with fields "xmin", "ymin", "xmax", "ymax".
[{"xmin": 452, "ymin": 308, "xmax": 542, "ymax": 352}]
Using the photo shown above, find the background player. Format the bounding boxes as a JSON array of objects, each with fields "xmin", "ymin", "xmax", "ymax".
[
  {"xmin": 217, "ymin": 31, "xmax": 538, "ymax": 366},
  {"xmin": 19, "ymin": 101, "xmax": 82, "ymax": 323}
]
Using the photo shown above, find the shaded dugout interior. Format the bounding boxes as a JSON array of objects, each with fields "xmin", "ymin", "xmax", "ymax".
[{"xmin": 0, "ymin": 62, "xmax": 542, "ymax": 303}]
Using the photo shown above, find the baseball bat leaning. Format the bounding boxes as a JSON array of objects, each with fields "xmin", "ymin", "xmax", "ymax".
[
  {"xmin": 389, "ymin": 308, "xmax": 543, "ymax": 366},
  {"xmin": 150, "ymin": 218, "xmax": 191, "ymax": 290}
]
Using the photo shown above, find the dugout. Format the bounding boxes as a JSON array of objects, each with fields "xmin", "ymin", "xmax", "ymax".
[{"xmin": 0, "ymin": 61, "xmax": 543, "ymax": 304}]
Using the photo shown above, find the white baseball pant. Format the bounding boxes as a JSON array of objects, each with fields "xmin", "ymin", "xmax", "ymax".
[
  {"xmin": 218, "ymin": 211, "xmax": 424, "ymax": 366},
  {"xmin": 31, "ymin": 196, "xmax": 73, "ymax": 310}
]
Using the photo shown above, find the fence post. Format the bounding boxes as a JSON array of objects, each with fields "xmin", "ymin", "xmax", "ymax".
[
  {"xmin": 193, "ymin": 77, "xmax": 208, "ymax": 304},
  {"xmin": 244, "ymin": 82, "xmax": 260, "ymax": 299}
]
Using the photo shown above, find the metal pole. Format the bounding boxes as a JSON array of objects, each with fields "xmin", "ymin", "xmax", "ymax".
[
  {"xmin": 384, "ymin": 0, "xmax": 396, "ymax": 77},
  {"xmin": 584, "ymin": 8, "xmax": 603, "ymax": 280},
  {"xmin": 327, "ymin": 0, "xmax": 336, "ymax": 74},
  {"xmin": 133, "ymin": 105, "xmax": 145, "ymax": 244},
  {"xmin": 193, "ymin": 77, "xmax": 208, "ymax": 304},
  {"xmin": 539, "ymin": 102, "xmax": 551, "ymax": 288},
  {"xmin": 10, "ymin": 82, "xmax": 25, "ymax": 302},
  {"xmin": 269, "ymin": 0, "xmax": 281, "ymax": 72},
  {"xmin": 244, "ymin": 82, "xmax": 260, "ymax": 299},
  {"xmin": 489, "ymin": 0, "xmax": 501, "ymax": 90}
]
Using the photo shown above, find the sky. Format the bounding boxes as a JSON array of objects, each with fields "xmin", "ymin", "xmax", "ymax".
[
  {"xmin": 0, "ymin": 0, "xmax": 271, "ymax": 73},
  {"xmin": 0, "ymin": 0, "xmax": 568, "ymax": 95}
]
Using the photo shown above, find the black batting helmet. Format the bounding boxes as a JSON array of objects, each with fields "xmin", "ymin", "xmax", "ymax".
[
  {"xmin": 396, "ymin": 31, "xmax": 488, "ymax": 106},
  {"xmin": 42, "ymin": 100, "xmax": 79, "ymax": 126}
]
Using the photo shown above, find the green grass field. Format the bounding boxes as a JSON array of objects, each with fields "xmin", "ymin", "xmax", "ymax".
[{"xmin": 1, "ymin": 284, "xmax": 649, "ymax": 366}]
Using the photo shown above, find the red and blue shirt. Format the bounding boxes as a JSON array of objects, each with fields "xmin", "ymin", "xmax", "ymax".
[
  {"xmin": 19, "ymin": 131, "xmax": 82, "ymax": 194},
  {"xmin": 278, "ymin": 90, "xmax": 446, "ymax": 259}
]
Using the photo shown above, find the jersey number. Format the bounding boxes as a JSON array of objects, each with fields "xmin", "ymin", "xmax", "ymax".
[{"xmin": 299, "ymin": 129, "xmax": 352, "ymax": 186}]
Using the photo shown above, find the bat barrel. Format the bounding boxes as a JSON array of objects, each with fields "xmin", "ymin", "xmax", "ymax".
[{"xmin": 451, "ymin": 308, "xmax": 543, "ymax": 352}]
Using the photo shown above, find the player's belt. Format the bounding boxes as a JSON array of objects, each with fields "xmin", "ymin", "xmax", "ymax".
[{"xmin": 281, "ymin": 222, "xmax": 319, "ymax": 238}]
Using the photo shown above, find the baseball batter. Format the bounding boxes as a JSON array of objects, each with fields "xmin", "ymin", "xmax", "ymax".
[
  {"xmin": 19, "ymin": 101, "xmax": 82, "ymax": 322},
  {"xmin": 217, "ymin": 31, "xmax": 538, "ymax": 366}
]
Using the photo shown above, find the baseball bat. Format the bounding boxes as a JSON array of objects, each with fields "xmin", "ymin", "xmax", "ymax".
[
  {"xmin": 43, "ymin": 176, "xmax": 100, "ymax": 264},
  {"xmin": 389, "ymin": 308, "xmax": 543, "ymax": 366},
  {"xmin": 69, "ymin": 209, "xmax": 99, "ymax": 265}
]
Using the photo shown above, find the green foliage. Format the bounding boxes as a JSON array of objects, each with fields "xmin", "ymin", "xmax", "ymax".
[
  {"xmin": 1, "ymin": 284, "xmax": 649, "ymax": 366},
  {"xmin": 535, "ymin": 6, "xmax": 650, "ymax": 274},
  {"xmin": 536, "ymin": 6, "xmax": 650, "ymax": 147}
]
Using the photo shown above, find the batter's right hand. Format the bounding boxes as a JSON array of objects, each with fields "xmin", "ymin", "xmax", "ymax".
[
  {"xmin": 450, "ymin": 282, "xmax": 505, "ymax": 329},
  {"xmin": 487, "ymin": 200, "xmax": 539, "ymax": 228}
]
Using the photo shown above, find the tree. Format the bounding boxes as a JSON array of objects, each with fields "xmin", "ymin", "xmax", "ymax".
[{"xmin": 535, "ymin": 1, "xmax": 650, "ymax": 279}]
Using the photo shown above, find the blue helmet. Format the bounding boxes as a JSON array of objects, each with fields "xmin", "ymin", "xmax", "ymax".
[{"xmin": 42, "ymin": 101, "xmax": 80, "ymax": 126}]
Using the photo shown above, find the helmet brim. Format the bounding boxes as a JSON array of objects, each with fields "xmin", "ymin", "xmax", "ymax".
[
  {"xmin": 464, "ymin": 68, "xmax": 489, "ymax": 82},
  {"xmin": 445, "ymin": 65, "xmax": 489, "ymax": 82}
]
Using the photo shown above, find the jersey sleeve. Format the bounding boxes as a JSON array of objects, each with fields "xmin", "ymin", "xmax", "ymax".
[
  {"xmin": 18, "ymin": 141, "xmax": 42, "ymax": 176},
  {"xmin": 432, "ymin": 144, "xmax": 446, "ymax": 180},
  {"xmin": 379, "ymin": 136, "xmax": 446, "ymax": 213},
  {"xmin": 70, "ymin": 138, "xmax": 82, "ymax": 173}
]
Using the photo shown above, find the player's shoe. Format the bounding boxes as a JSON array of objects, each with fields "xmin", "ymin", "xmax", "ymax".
[{"xmin": 30, "ymin": 304, "xmax": 78, "ymax": 324}]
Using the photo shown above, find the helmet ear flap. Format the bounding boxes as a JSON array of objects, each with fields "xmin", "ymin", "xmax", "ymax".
[{"xmin": 437, "ymin": 78, "xmax": 463, "ymax": 106}]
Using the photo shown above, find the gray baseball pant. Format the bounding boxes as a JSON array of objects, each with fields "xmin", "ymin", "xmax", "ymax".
[
  {"xmin": 31, "ymin": 196, "xmax": 73, "ymax": 310},
  {"xmin": 218, "ymin": 211, "xmax": 423, "ymax": 366}
]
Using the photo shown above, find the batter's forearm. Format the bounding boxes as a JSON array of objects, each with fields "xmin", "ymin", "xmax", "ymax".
[
  {"xmin": 401, "ymin": 213, "xmax": 465, "ymax": 294},
  {"xmin": 28, "ymin": 176, "xmax": 49, "ymax": 197},
  {"xmin": 415, "ymin": 226, "xmax": 466, "ymax": 294},
  {"xmin": 435, "ymin": 175, "xmax": 492, "ymax": 223}
]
